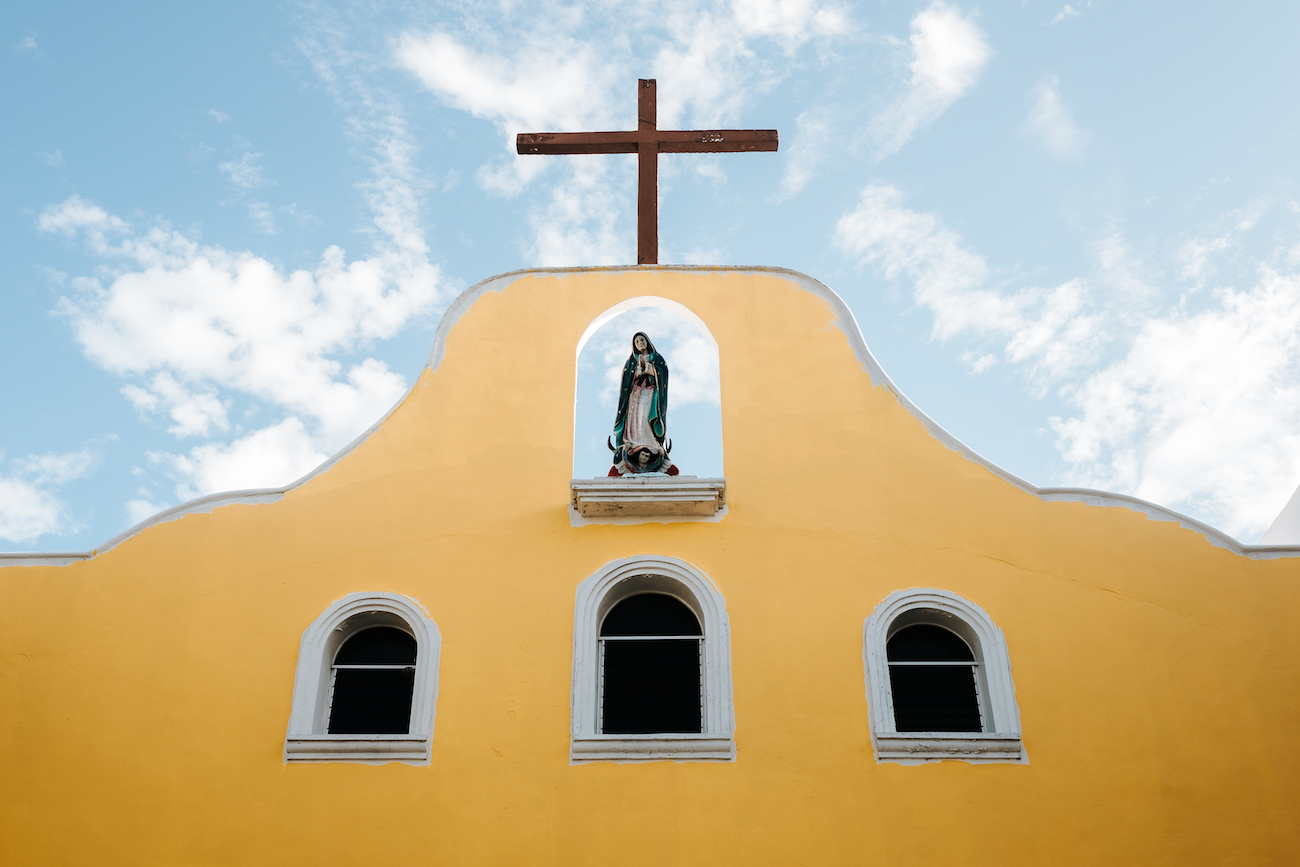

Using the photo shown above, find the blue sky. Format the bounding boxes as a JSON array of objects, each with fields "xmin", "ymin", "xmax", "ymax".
[{"xmin": 4, "ymin": 0, "xmax": 1300, "ymax": 551}]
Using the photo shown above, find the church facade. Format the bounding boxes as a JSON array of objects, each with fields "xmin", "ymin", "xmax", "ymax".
[{"xmin": 3, "ymin": 266, "xmax": 1300, "ymax": 864}]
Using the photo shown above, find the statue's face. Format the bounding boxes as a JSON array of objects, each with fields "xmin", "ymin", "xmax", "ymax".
[
  {"xmin": 637, "ymin": 449, "xmax": 652, "ymax": 466},
  {"xmin": 634, "ymin": 335, "xmax": 648, "ymax": 352}
]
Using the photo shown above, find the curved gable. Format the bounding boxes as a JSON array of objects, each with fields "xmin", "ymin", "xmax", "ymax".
[{"xmin": 5, "ymin": 265, "xmax": 1293, "ymax": 566}]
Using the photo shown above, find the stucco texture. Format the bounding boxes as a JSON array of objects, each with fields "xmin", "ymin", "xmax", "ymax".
[{"xmin": 2, "ymin": 268, "xmax": 1299, "ymax": 865}]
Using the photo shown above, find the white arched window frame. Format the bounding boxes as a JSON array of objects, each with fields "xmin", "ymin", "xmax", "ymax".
[
  {"xmin": 284, "ymin": 592, "xmax": 441, "ymax": 765},
  {"xmin": 571, "ymin": 555, "xmax": 735, "ymax": 763},
  {"xmin": 863, "ymin": 588, "xmax": 1026, "ymax": 765}
]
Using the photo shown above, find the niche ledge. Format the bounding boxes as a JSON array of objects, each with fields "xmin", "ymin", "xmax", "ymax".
[{"xmin": 570, "ymin": 476, "xmax": 727, "ymax": 519}]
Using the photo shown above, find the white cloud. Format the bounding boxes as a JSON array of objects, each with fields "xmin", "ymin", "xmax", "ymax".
[
  {"xmin": 123, "ymin": 372, "xmax": 230, "ymax": 438},
  {"xmin": 39, "ymin": 149, "xmax": 63, "ymax": 167},
  {"xmin": 835, "ymin": 180, "xmax": 1300, "ymax": 541},
  {"xmin": 0, "ymin": 478, "xmax": 63, "ymax": 543},
  {"xmin": 777, "ymin": 106, "xmax": 835, "ymax": 199},
  {"xmin": 833, "ymin": 182, "xmax": 1104, "ymax": 383},
  {"xmin": 868, "ymin": 2, "xmax": 991, "ymax": 160},
  {"xmin": 218, "ymin": 152, "xmax": 271, "ymax": 189},
  {"xmin": 1091, "ymin": 232, "xmax": 1160, "ymax": 304},
  {"xmin": 248, "ymin": 201, "xmax": 276, "ymax": 234},
  {"xmin": 396, "ymin": 0, "xmax": 846, "ymax": 257},
  {"xmin": 38, "ymin": 195, "xmax": 130, "ymax": 248},
  {"xmin": 45, "ymin": 189, "xmax": 435, "ymax": 451},
  {"xmin": 208, "ymin": 109, "xmax": 231, "ymax": 124},
  {"xmin": 1052, "ymin": 269, "xmax": 1300, "ymax": 540},
  {"xmin": 15, "ymin": 34, "xmax": 37, "ymax": 53},
  {"xmin": 1050, "ymin": 3, "xmax": 1092, "ymax": 25},
  {"xmin": 126, "ymin": 497, "xmax": 166, "ymax": 526},
  {"xmin": 40, "ymin": 91, "xmax": 444, "ymax": 504},
  {"xmin": 730, "ymin": 0, "xmax": 851, "ymax": 45},
  {"xmin": 0, "ymin": 447, "xmax": 99, "ymax": 543},
  {"xmin": 397, "ymin": 30, "xmax": 618, "ymax": 140},
  {"xmin": 1022, "ymin": 75, "xmax": 1085, "ymax": 160},
  {"xmin": 154, "ymin": 417, "xmax": 328, "ymax": 500},
  {"xmin": 13, "ymin": 9, "xmax": 447, "ymax": 539},
  {"xmin": 15, "ymin": 449, "xmax": 97, "ymax": 485},
  {"xmin": 396, "ymin": 26, "xmax": 619, "ymax": 198},
  {"xmin": 1176, "ymin": 199, "xmax": 1267, "ymax": 286},
  {"xmin": 528, "ymin": 159, "xmax": 631, "ymax": 266}
]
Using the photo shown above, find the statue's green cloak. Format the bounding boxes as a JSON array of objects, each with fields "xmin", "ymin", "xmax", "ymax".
[{"xmin": 612, "ymin": 331, "xmax": 670, "ymax": 459}]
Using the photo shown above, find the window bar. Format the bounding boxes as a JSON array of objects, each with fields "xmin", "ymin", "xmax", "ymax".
[
  {"xmin": 887, "ymin": 661, "xmax": 984, "ymax": 732},
  {"xmin": 597, "ymin": 635, "xmax": 704, "ymax": 735}
]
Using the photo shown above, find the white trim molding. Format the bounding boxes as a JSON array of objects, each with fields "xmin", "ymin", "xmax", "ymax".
[
  {"xmin": 284, "ymin": 592, "xmax": 441, "ymax": 765},
  {"xmin": 569, "ymin": 476, "xmax": 726, "ymax": 520},
  {"xmin": 863, "ymin": 588, "xmax": 1026, "ymax": 765},
  {"xmin": 571, "ymin": 555, "xmax": 735, "ymax": 763}
]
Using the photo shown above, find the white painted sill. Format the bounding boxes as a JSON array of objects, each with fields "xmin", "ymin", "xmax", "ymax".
[
  {"xmin": 284, "ymin": 734, "xmax": 431, "ymax": 765},
  {"xmin": 570, "ymin": 476, "xmax": 726, "ymax": 519},
  {"xmin": 570, "ymin": 734, "xmax": 735, "ymax": 763},
  {"xmin": 873, "ymin": 732, "xmax": 1025, "ymax": 765}
]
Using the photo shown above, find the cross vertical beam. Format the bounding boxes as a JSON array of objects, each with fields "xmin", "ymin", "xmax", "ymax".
[
  {"xmin": 517, "ymin": 79, "xmax": 779, "ymax": 266},
  {"xmin": 637, "ymin": 79, "xmax": 658, "ymax": 266}
]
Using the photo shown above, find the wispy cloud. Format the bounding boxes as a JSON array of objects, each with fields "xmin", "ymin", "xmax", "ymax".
[
  {"xmin": 1176, "ymin": 198, "xmax": 1268, "ymax": 287},
  {"xmin": 40, "ymin": 88, "xmax": 444, "ymax": 503},
  {"xmin": 1052, "ymin": 268, "xmax": 1300, "ymax": 539},
  {"xmin": 16, "ymin": 449, "xmax": 97, "ymax": 485},
  {"xmin": 122, "ymin": 372, "xmax": 229, "ymax": 438},
  {"xmin": 833, "ymin": 182, "xmax": 1103, "ymax": 385},
  {"xmin": 834, "ymin": 178, "xmax": 1300, "ymax": 541},
  {"xmin": 0, "ymin": 478, "xmax": 63, "ymax": 543},
  {"xmin": 395, "ymin": 0, "xmax": 848, "ymax": 260},
  {"xmin": 1021, "ymin": 75, "xmax": 1086, "ymax": 160},
  {"xmin": 14, "ymin": 34, "xmax": 37, "ymax": 54},
  {"xmin": 151, "ymin": 417, "xmax": 328, "ymax": 500},
  {"xmin": 26, "ymin": 9, "xmax": 456, "ymax": 515},
  {"xmin": 777, "ymin": 106, "xmax": 836, "ymax": 200},
  {"xmin": 528, "ymin": 160, "xmax": 631, "ymax": 265},
  {"xmin": 38, "ymin": 195, "xmax": 130, "ymax": 248},
  {"xmin": 218, "ymin": 152, "xmax": 271, "ymax": 189},
  {"xmin": 208, "ymin": 109, "xmax": 231, "ymax": 124},
  {"xmin": 0, "ymin": 447, "xmax": 99, "ymax": 543},
  {"xmin": 1050, "ymin": 3, "xmax": 1093, "ymax": 25},
  {"xmin": 866, "ymin": 2, "xmax": 991, "ymax": 160},
  {"xmin": 247, "ymin": 201, "xmax": 276, "ymax": 234}
]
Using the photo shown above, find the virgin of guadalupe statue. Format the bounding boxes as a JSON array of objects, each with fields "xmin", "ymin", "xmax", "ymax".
[{"xmin": 608, "ymin": 332, "xmax": 678, "ymax": 476}]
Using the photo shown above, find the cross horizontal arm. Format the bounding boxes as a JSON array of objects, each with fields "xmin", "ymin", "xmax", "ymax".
[
  {"xmin": 517, "ymin": 132, "xmax": 640, "ymax": 155},
  {"xmin": 516, "ymin": 129, "xmax": 779, "ymax": 155},
  {"xmin": 656, "ymin": 129, "xmax": 778, "ymax": 153}
]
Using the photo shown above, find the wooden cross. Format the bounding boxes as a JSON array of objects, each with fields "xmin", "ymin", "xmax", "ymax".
[{"xmin": 517, "ymin": 79, "xmax": 779, "ymax": 265}]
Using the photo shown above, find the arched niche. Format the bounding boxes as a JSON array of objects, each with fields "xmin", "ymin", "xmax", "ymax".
[{"xmin": 573, "ymin": 296, "xmax": 723, "ymax": 480}]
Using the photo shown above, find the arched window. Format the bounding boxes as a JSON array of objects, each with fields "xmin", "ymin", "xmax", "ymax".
[
  {"xmin": 327, "ymin": 627, "xmax": 418, "ymax": 735},
  {"xmin": 600, "ymin": 593, "xmax": 703, "ymax": 735},
  {"xmin": 864, "ymin": 589, "xmax": 1025, "ymax": 764},
  {"xmin": 285, "ymin": 593, "xmax": 441, "ymax": 765},
  {"xmin": 886, "ymin": 624, "xmax": 982, "ymax": 733},
  {"xmin": 572, "ymin": 556, "xmax": 734, "ymax": 762}
]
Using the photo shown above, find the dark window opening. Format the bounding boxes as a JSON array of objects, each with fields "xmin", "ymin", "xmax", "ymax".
[
  {"xmin": 601, "ymin": 592, "xmax": 703, "ymax": 637},
  {"xmin": 600, "ymin": 593, "xmax": 702, "ymax": 734},
  {"xmin": 887, "ymin": 623, "xmax": 982, "ymax": 733},
  {"xmin": 327, "ymin": 626, "xmax": 417, "ymax": 735}
]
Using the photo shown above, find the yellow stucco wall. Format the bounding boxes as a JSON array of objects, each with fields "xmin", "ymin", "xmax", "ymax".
[{"xmin": 3, "ymin": 267, "xmax": 1299, "ymax": 865}]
